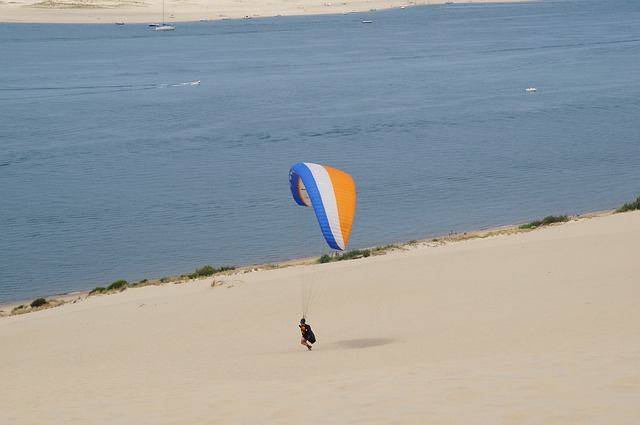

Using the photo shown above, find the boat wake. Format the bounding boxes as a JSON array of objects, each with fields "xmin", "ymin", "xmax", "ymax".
[
  {"xmin": 159, "ymin": 80, "xmax": 201, "ymax": 88},
  {"xmin": 0, "ymin": 81, "xmax": 201, "ymax": 100}
]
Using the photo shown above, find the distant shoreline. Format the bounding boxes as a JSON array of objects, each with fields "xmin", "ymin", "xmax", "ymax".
[
  {"xmin": 0, "ymin": 208, "xmax": 618, "ymax": 316},
  {"xmin": 0, "ymin": 0, "xmax": 529, "ymax": 24}
]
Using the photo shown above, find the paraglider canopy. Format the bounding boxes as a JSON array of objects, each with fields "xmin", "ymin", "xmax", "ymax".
[{"xmin": 289, "ymin": 162, "xmax": 356, "ymax": 251}]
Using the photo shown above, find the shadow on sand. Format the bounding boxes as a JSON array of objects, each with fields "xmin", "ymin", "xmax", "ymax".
[{"xmin": 333, "ymin": 338, "xmax": 395, "ymax": 349}]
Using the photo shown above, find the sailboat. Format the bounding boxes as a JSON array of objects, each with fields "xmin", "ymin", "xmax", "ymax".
[{"xmin": 155, "ymin": 0, "xmax": 175, "ymax": 31}]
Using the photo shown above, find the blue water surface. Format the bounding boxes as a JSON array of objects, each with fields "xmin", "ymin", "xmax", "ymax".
[{"xmin": 1, "ymin": 0, "xmax": 639, "ymax": 303}]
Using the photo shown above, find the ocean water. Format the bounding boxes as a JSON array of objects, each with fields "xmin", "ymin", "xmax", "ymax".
[{"xmin": 1, "ymin": 0, "xmax": 639, "ymax": 304}]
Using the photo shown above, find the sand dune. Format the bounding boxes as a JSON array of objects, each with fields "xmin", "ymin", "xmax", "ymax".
[{"xmin": 1, "ymin": 211, "xmax": 639, "ymax": 424}]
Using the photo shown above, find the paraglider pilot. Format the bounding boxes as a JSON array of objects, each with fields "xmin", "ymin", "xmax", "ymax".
[{"xmin": 299, "ymin": 318, "xmax": 315, "ymax": 351}]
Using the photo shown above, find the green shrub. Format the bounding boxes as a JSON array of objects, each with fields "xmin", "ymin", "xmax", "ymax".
[
  {"xmin": 373, "ymin": 244, "xmax": 398, "ymax": 252},
  {"xmin": 616, "ymin": 196, "xmax": 640, "ymax": 213},
  {"xmin": 30, "ymin": 298, "xmax": 48, "ymax": 308},
  {"xmin": 519, "ymin": 215, "xmax": 569, "ymax": 229},
  {"xmin": 317, "ymin": 249, "xmax": 371, "ymax": 263},
  {"xmin": 89, "ymin": 287, "xmax": 106, "ymax": 295},
  {"xmin": 107, "ymin": 280, "xmax": 128, "ymax": 291},
  {"xmin": 188, "ymin": 265, "xmax": 236, "ymax": 279},
  {"xmin": 193, "ymin": 265, "xmax": 216, "ymax": 277},
  {"xmin": 318, "ymin": 254, "xmax": 332, "ymax": 263},
  {"xmin": 337, "ymin": 249, "xmax": 371, "ymax": 260},
  {"xmin": 540, "ymin": 215, "xmax": 569, "ymax": 226}
]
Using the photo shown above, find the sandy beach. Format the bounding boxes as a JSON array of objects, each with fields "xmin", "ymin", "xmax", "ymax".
[
  {"xmin": 0, "ymin": 0, "xmax": 527, "ymax": 24},
  {"xmin": 1, "ymin": 210, "xmax": 638, "ymax": 424}
]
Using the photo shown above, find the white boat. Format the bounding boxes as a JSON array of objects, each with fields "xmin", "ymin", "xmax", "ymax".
[
  {"xmin": 362, "ymin": 20, "xmax": 372, "ymax": 24},
  {"xmin": 525, "ymin": 87, "xmax": 538, "ymax": 92},
  {"xmin": 155, "ymin": 0, "xmax": 175, "ymax": 31},
  {"xmin": 190, "ymin": 80, "xmax": 201, "ymax": 85},
  {"xmin": 149, "ymin": 22, "xmax": 161, "ymax": 27}
]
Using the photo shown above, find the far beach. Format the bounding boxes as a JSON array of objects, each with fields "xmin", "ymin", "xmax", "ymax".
[{"xmin": 0, "ymin": 0, "xmax": 527, "ymax": 24}]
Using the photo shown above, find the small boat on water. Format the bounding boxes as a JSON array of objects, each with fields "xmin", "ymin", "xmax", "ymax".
[
  {"xmin": 155, "ymin": 0, "xmax": 175, "ymax": 31},
  {"xmin": 525, "ymin": 87, "xmax": 538, "ymax": 92},
  {"xmin": 115, "ymin": 21, "xmax": 124, "ymax": 25},
  {"xmin": 362, "ymin": 20, "xmax": 372, "ymax": 24},
  {"xmin": 149, "ymin": 23, "xmax": 160, "ymax": 27},
  {"xmin": 190, "ymin": 80, "xmax": 201, "ymax": 86}
]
